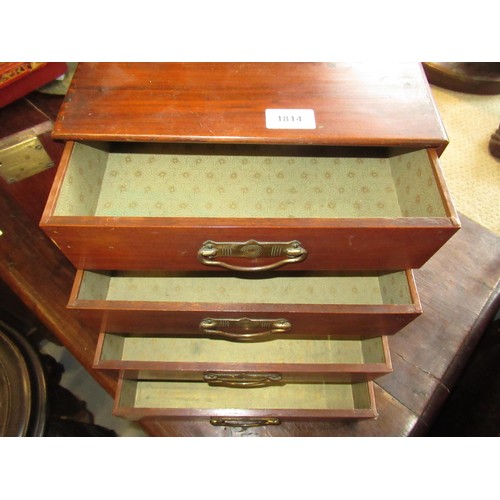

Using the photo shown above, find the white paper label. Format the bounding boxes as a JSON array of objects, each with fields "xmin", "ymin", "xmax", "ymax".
[{"xmin": 265, "ymin": 109, "xmax": 316, "ymax": 129}]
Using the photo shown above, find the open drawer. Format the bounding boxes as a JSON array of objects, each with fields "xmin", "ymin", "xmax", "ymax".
[
  {"xmin": 41, "ymin": 141, "xmax": 460, "ymax": 271},
  {"xmin": 114, "ymin": 373, "xmax": 377, "ymax": 422},
  {"xmin": 69, "ymin": 269, "xmax": 421, "ymax": 338},
  {"xmin": 94, "ymin": 332, "xmax": 392, "ymax": 383}
]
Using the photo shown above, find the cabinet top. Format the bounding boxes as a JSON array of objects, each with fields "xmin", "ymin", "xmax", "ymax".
[{"xmin": 53, "ymin": 62, "xmax": 447, "ymax": 148}]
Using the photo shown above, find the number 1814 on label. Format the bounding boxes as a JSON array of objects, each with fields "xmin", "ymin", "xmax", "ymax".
[{"xmin": 265, "ymin": 109, "xmax": 316, "ymax": 129}]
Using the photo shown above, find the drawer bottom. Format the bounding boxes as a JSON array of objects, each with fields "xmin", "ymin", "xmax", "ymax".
[{"xmin": 114, "ymin": 375, "xmax": 377, "ymax": 423}]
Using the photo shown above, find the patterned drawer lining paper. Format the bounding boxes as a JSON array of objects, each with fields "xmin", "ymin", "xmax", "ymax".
[
  {"xmin": 98, "ymin": 334, "xmax": 387, "ymax": 365},
  {"xmin": 53, "ymin": 142, "xmax": 447, "ymax": 219},
  {"xmin": 77, "ymin": 270, "xmax": 412, "ymax": 305},
  {"xmin": 117, "ymin": 379, "xmax": 374, "ymax": 411}
]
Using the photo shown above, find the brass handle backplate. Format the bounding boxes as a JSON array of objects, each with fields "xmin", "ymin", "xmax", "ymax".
[
  {"xmin": 197, "ymin": 239, "xmax": 307, "ymax": 271},
  {"xmin": 210, "ymin": 417, "xmax": 281, "ymax": 428},
  {"xmin": 203, "ymin": 372, "xmax": 283, "ymax": 388},
  {"xmin": 200, "ymin": 317, "xmax": 291, "ymax": 341}
]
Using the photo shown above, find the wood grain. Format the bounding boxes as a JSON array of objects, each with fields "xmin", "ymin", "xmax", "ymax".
[
  {"xmin": 2, "ymin": 76, "xmax": 498, "ymax": 437},
  {"xmin": 53, "ymin": 63, "xmax": 448, "ymax": 148},
  {"xmin": 41, "ymin": 218, "xmax": 460, "ymax": 272}
]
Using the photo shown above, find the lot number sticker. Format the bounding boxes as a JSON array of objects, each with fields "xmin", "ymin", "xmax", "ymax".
[{"xmin": 265, "ymin": 109, "xmax": 316, "ymax": 129}]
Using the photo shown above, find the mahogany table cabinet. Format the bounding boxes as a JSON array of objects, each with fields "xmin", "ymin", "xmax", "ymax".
[{"xmin": 40, "ymin": 63, "xmax": 460, "ymax": 429}]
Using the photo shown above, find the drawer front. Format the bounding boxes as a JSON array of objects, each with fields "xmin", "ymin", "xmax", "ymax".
[
  {"xmin": 41, "ymin": 141, "xmax": 460, "ymax": 271},
  {"xmin": 94, "ymin": 332, "xmax": 392, "ymax": 383},
  {"xmin": 70, "ymin": 270, "xmax": 421, "ymax": 338},
  {"xmin": 114, "ymin": 374, "xmax": 377, "ymax": 422}
]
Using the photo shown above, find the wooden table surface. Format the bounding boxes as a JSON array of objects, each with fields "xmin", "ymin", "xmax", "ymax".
[{"xmin": 1, "ymin": 93, "xmax": 499, "ymax": 436}]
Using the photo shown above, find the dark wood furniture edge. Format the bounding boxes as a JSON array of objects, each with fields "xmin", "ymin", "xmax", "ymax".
[
  {"xmin": 423, "ymin": 62, "xmax": 500, "ymax": 95},
  {"xmin": 0, "ymin": 181, "xmax": 116, "ymax": 396},
  {"xmin": 410, "ymin": 281, "xmax": 500, "ymax": 436}
]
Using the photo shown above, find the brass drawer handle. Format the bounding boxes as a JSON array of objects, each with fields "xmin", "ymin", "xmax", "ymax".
[
  {"xmin": 197, "ymin": 239, "xmax": 307, "ymax": 272},
  {"xmin": 203, "ymin": 372, "xmax": 282, "ymax": 388},
  {"xmin": 210, "ymin": 417, "xmax": 281, "ymax": 428},
  {"xmin": 199, "ymin": 317, "xmax": 292, "ymax": 341}
]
